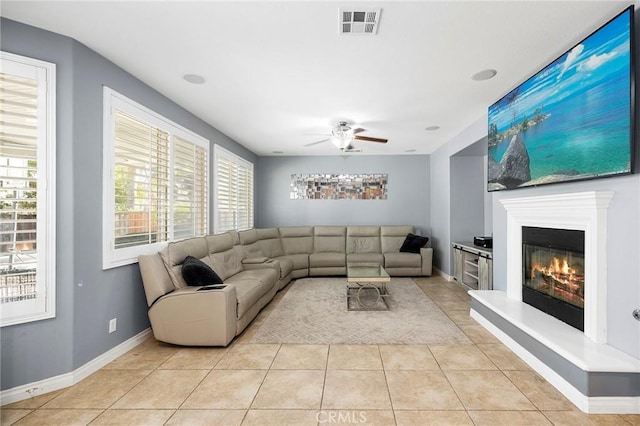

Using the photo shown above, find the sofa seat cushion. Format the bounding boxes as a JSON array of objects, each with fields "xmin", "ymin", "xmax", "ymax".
[
  {"xmin": 384, "ymin": 252, "xmax": 422, "ymax": 268},
  {"xmin": 226, "ymin": 269, "xmax": 278, "ymax": 318},
  {"xmin": 347, "ymin": 253, "xmax": 384, "ymax": 264},
  {"xmin": 309, "ymin": 252, "xmax": 346, "ymax": 267}
]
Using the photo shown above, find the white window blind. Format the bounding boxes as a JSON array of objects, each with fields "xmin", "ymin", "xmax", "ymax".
[
  {"xmin": 103, "ymin": 88, "xmax": 209, "ymax": 269},
  {"xmin": 0, "ymin": 51, "xmax": 56, "ymax": 327},
  {"xmin": 214, "ymin": 145, "xmax": 254, "ymax": 233},
  {"xmin": 173, "ymin": 136, "xmax": 207, "ymax": 240},
  {"xmin": 113, "ymin": 111, "xmax": 170, "ymax": 250}
]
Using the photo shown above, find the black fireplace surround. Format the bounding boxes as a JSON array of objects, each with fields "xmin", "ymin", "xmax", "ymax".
[{"xmin": 522, "ymin": 226, "xmax": 585, "ymax": 331}]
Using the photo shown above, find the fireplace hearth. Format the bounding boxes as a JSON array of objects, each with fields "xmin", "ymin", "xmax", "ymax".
[
  {"xmin": 467, "ymin": 192, "xmax": 640, "ymax": 414},
  {"xmin": 522, "ymin": 226, "xmax": 585, "ymax": 331}
]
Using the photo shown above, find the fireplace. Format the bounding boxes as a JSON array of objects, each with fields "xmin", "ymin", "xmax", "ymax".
[
  {"xmin": 469, "ymin": 191, "xmax": 640, "ymax": 414},
  {"xmin": 522, "ymin": 226, "xmax": 585, "ymax": 331},
  {"xmin": 500, "ymin": 191, "xmax": 612, "ymax": 343}
]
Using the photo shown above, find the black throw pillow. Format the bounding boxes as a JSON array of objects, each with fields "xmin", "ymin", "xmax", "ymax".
[
  {"xmin": 399, "ymin": 233, "xmax": 429, "ymax": 254},
  {"xmin": 181, "ymin": 255, "xmax": 223, "ymax": 286}
]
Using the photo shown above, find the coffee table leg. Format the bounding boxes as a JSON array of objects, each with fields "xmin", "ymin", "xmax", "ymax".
[
  {"xmin": 357, "ymin": 284, "xmax": 381, "ymax": 308},
  {"xmin": 347, "ymin": 282, "xmax": 390, "ymax": 311}
]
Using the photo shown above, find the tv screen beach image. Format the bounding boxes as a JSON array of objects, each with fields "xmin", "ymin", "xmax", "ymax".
[{"xmin": 488, "ymin": 8, "xmax": 633, "ymax": 191}]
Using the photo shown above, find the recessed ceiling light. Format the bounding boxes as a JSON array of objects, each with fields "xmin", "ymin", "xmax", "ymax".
[
  {"xmin": 425, "ymin": 126, "xmax": 440, "ymax": 131},
  {"xmin": 272, "ymin": 150, "xmax": 284, "ymax": 154},
  {"xmin": 472, "ymin": 69, "xmax": 497, "ymax": 81},
  {"xmin": 183, "ymin": 74, "xmax": 206, "ymax": 84}
]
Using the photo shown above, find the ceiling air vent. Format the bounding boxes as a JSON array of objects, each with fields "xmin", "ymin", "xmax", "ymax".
[{"xmin": 340, "ymin": 9, "xmax": 381, "ymax": 35}]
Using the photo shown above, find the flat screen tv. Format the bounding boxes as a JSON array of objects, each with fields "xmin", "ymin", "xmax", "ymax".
[{"xmin": 488, "ymin": 6, "xmax": 634, "ymax": 191}]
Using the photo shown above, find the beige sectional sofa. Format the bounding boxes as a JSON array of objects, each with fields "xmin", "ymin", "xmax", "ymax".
[{"xmin": 138, "ymin": 225, "xmax": 432, "ymax": 347}]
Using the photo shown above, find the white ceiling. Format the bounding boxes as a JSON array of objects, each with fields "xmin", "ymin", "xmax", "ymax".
[{"xmin": 1, "ymin": 0, "xmax": 634, "ymax": 156}]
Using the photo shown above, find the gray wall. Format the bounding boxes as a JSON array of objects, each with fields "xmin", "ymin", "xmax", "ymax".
[
  {"xmin": 450, "ymin": 156, "xmax": 485, "ymax": 243},
  {"xmin": 429, "ymin": 117, "xmax": 487, "ymax": 275},
  {"xmin": 256, "ymin": 155, "xmax": 430, "ymax": 235},
  {"xmin": 1, "ymin": 19, "xmax": 256, "ymax": 390}
]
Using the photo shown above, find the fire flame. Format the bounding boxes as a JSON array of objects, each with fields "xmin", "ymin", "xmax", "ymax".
[
  {"xmin": 532, "ymin": 256, "xmax": 577, "ymax": 285},
  {"xmin": 528, "ymin": 254, "xmax": 584, "ymax": 308}
]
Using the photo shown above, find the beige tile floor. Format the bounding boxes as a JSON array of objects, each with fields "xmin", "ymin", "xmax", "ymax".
[{"xmin": 3, "ymin": 276, "xmax": 639, "ymax": 425}]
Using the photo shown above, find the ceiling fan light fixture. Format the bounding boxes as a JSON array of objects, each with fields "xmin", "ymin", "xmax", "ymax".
[
  {"xmin": 330, "ymin": 132, "xmax": 352, "ymax": 149},
  {"xmin": 330, "ymin": 122, "xmax": 354, "ymax": 149}
]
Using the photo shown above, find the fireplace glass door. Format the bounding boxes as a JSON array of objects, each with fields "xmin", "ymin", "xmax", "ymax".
[{"xmin": 522, "ymin": 227, "xmax": 585, "ymax": 331}]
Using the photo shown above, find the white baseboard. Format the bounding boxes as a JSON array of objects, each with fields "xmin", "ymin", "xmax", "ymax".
[
  {"xmin": 1, "ymin": 328, "xmax": 151, "ymax": 406},
  {"xmin": 470, "ymin": 310, "xmax": 640, "ymax": 414},
  {"xmin": 432, "ymin": 266, "xmax": 452, "ymax": 281}
]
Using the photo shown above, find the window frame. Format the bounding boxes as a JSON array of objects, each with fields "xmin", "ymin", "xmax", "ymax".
[
  {"xmin": 213, "ymin": 145, "xmax": 254, "ymax": 233},
  {"xmin": 0, "ymin": 51, "xmax": 56, "ymax": 327},
  {"xmin": 102, "ymin": 87, "xmax": 209, "ymax": 269}
]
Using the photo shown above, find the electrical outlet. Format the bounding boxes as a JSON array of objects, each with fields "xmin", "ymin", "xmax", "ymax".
[{"xmin": 109, "ymin": 318, "xmax": 117, "ymax": 333}]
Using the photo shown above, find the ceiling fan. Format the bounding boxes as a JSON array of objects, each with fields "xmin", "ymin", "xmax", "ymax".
[{"xmin": 305, "ymin": 121, "xmax": 388, "ymax": 152}]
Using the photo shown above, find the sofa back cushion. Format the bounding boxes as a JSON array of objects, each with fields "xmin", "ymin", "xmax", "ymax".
[
  {"xmin": 279, "ymin": 226, "xmax": 314, "ymax": 254},
  {"xmin": 209, "ymin": 247, "xmax": 245, "ymax": 280},
  {"xmin": 206, "ymin": 233, "xmax": 234, "ymax": 253},
  {"xmin": 204, "ymin": 233, "xmax": 244, "ymax": 280},
  {"xmin": 226, "ymin": 230, "xmax": 241, "ymax": 246},
  {"xmin": 257, "ymin": 228, "xmax": 285, "ymax": 257},
  {"xmin": 313, "ymin": 226, "xmax": 346, "ymax": 253},
  {"xmin": 239, "ymin": 229, "xmax": 265, "ymax": 258},
  {"xmin": 346, "ymin": 226, "xmax": 381, "ymax": 254},
  {"xmin": 159, "ymin": 237, "xmax": 211, "ymax": 288},
  {"xmin": 381, "ymin": 225, "xmax": 415, "ymax": 253}
]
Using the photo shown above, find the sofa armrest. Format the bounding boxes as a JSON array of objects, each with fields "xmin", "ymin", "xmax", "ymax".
[
  {"xmin": 148, "ymin": 285, "xmax": 237, "ymax": 346},
  {"xmin": 242, "ymin": 259, "xmax": 280, "ymax": 272},
  {"xmin": 242, "ymin": 257, "xmax": 269, "ymax": 264},
  {"xmin": 420, "ymin": 247, "xmax": 433, "ymax": 276},
  {"xmin": 138, "ymin": 253, "xmax": 174, "ymax": 307}
]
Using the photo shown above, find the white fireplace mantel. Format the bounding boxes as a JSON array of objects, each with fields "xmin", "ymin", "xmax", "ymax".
[{"xmin": 500, "ymin": 191, "xmax": 613, "ymax": 343}]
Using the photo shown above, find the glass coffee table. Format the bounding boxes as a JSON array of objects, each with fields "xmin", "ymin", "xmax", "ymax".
[{"xmin": 346, "ymin": 263, "xmax": 391, "ymax": 311}]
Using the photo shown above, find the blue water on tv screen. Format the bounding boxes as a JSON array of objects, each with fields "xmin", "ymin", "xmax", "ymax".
[{"xmin": 488, "ymin": 7, "xmax": 633, "ymax": 191}]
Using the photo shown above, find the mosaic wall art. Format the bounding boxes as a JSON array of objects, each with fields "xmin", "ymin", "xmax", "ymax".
[{"xmin": 290, "ymin": 173, "xmax": 388, "ymax": 200}]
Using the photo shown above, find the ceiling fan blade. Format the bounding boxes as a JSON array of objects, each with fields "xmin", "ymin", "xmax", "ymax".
[
  {"xmin": 352, "ymin": 128, "xmax": 366, "ymax": 135},
  {"xmin": 304, "ymin": 138, "xmax": 330, "ymax": 147},
  {"xmin": 354, "ymin": 135, "xmax": 388, "ymax": 143}
]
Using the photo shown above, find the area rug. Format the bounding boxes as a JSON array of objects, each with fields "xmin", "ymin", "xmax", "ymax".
[{"xmin": 251, "ymin": 278, "xmax": 472, "ymax": 345}]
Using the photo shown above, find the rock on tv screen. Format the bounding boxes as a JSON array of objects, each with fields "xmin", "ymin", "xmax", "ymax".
[{"xmin": 488, "ymin": 7, "xmax": 634, "ymax": 191}]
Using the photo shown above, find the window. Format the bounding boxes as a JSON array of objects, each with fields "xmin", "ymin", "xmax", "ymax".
[
  {"xmin": 0, "ymin": 51, "xmax": 56, "ymax": 327},
  {"xmin": 103, "ymin": 88, "xmax": 209, "ymax": 269},
  {"xmin": 213, "ymin": 145, "xmax": 254, "ymax": 233}
]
